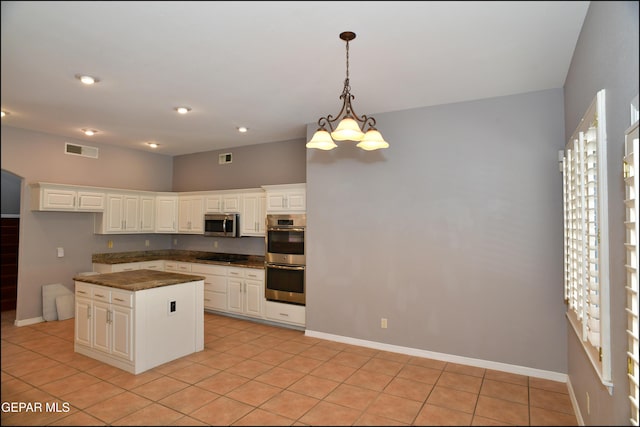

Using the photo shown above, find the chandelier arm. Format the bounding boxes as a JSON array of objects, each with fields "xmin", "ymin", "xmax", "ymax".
[
  {"xmin": 343, "ymin": 97, "xmax": 377, "ymax": 131},
  {"xmin": 317, "ymin": 115, "xmax": 337, "ymax": 132}
]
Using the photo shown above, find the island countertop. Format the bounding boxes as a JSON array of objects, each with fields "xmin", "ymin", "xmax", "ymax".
[{"xmin": 73, "ymin": 269, "xmax": 206, "ymax": 291}]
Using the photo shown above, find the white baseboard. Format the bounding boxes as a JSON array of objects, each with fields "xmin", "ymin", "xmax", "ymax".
[
  {"xmin": 14, "ymin": 316, "xmax": 44, "ymax": 327},
  {"xmin": 305, "ymin": 329, "xmax": 568, "ymax": 383},
  {"xmin": 566, "ymin": 376, "xmax": 585, "ymax": 425}
]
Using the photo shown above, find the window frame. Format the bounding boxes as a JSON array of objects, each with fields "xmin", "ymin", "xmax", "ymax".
[
  {"xmin": 562, "ymin": 89, "xmax": 612, "ymax": 391},
  {"xmin": 624, "ymin": 118, "xmax": 639, "ymax": 426}
]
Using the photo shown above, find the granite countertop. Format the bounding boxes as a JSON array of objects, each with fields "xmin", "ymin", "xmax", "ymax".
[
  {"xmin": 73, "ymin": 269, "xmax": 206, "ymax": 291},
  {"xmin": 92, "ymin": 250, "xmax": 265, "ymax": 269}
]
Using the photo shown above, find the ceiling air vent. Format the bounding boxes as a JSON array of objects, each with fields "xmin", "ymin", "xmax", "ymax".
[
  {"xmin": 65, "ymin": 142, "xmax": 98, "ymax": 159},
  {"xmin": 219, "ymin": 153, "xmax": 232, "ymax": 164}
]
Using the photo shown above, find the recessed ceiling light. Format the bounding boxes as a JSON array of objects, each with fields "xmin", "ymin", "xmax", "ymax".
[
  {"xmin": 75, "ymin": 74, "xmax": 100, "ymax": 85},
  {"xmin": 237, "ymin": 126, "xmax": 248, "ymax": 133},
  {"xmin": 147, "ymin": 142, "xmax": 159, "ymax": 148},
  {"xmin": 174, "ymin": 106, "xmax": 192, "ymax": 114},
  {"xmin": 81, "ymin": 128, "xmax": 98, "ymax": 136}
]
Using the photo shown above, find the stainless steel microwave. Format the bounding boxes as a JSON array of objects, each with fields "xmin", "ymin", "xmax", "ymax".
[{"xmin": 204, "ymin": 213, "xmax": 239, "ymax": 237}]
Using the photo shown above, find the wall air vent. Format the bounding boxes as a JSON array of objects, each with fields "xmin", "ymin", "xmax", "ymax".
[
  {"xmin": 219, "ymin": 153, "xmax": 232, "ymax": 164},
  {"xmin": 65, "ymin": 142, "xmax": 98, "ymax": 159}
]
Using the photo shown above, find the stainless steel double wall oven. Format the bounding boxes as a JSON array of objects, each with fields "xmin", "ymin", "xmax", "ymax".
[{"xmin": 265, "ymin": 214, "xmax": 305, "ymax": 305}]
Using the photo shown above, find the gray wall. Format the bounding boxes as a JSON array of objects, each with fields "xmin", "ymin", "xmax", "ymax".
[
  {"xmin": 1, "ymin": 126, "xmax": 174, "ymax": 321},
  {"xmin": 563, "ymin": 1, "xmax": 639, "ymax": 425},
  {"xmin": 306, "ymin": 88, "xmax": 568, "ymax": 373},
  {"xmin": 172, "ymin": 138, "xmax": 306, "ymax": 191}
]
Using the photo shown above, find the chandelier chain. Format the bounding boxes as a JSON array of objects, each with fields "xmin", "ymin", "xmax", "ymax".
[{"xmin": 343, "ymin": 39, "xmax": 351, "ymax": 97}]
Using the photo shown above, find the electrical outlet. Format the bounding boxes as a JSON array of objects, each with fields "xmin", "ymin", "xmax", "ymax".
[
  {"xmin": 173, "ymin": 238, "xmax": 178, "ymax": 245},
  {"xmin": 213, "ymin": 241, "xmax": 218, "ymax": 248},
  {"xmin": 145, "ymin": 240, "xmax": 150, "ymax": 247},
  {"xmin": 107, "ymin": 240, "xmax": 113, "ymax": 249},
  {"xmin": 381, "ymin": 318, "xmax": 388, "ymax": 329}
]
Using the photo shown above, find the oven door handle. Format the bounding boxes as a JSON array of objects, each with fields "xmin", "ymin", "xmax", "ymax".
[
  {"xmin": 267, "ymin": 264, "xmax": 305, "ymax": 271},
  {"xmin": 268, "ymin": 227, "xmax": 305, "ymax": 232}
]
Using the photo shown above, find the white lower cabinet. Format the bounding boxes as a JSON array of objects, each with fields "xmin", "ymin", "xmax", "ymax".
[
  {"xmin": 74, "ymin": 294, "xmax": 92, "ymax": 347},
  {"xmin": 191, "ymin": 263, "xmax": 228, "ymax": 311},
  {"xmin": 89, "ymin": 259, "xmax": 303, "ymax": 327},
  {"xmin": 265, "ymin": 300, "xmax": 306, "ymax": 327},
  {"xmin": 75, "ymin": 282, "xmax": 133, "ymax": 364},
  {"xmin": 74, "ymin": 279, "xmax": 204, "ymax": 374},
  {"xmin": 227, "ymin": 267, "xmax": 264, "ymax": 319}
]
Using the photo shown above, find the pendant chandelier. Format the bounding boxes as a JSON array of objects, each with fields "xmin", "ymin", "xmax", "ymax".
[{"xmin": 306, "ymin": 31, "xmax": 389, "ymax": 151}]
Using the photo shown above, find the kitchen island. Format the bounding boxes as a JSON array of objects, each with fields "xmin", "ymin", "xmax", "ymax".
[{"xmin": 73, "ymin": 269, "xmax": 205, "ymax": 374}]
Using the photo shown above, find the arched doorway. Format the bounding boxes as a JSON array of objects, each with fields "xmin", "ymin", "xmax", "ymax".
[{"xmin": 1, "ymin": 169, "xmax": 22, "ymax": 311}]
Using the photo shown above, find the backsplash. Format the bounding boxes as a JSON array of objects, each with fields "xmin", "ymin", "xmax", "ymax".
[{"xmin": 170, "ymin": 234, "xmax": 265, "ymax": 256}]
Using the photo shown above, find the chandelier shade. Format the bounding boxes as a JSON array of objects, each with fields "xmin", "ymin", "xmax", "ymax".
[
  {"xmin": 331, "ymin": 117, "xmax": 364, "ymax": 141},
  {"xmin": 306, "ymin": 129, "xmax": 338, "ymax": 150},
  {"xmin": 306, "ymin": 31, "xmax": 389, "ymax": 151},
  {"xmin": 357, "ymin": 129, "xmax": 389, "ymax": 151}
]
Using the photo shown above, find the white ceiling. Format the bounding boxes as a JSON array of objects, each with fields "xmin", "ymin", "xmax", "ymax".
[{"xmin": 1, "ymin": 1, "xmax": 590, "ymax": 156}]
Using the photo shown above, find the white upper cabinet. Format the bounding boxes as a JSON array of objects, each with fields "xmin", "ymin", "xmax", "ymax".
[
  {"xmin": 30, "ymin": 182, "xmax": 305, "ymax": 235},
  {"xmin": 240, "ymin": 191, "xmax": 266, "ymax": 236},
  {"xmin": 178, "ymin": 195, "xmax": 204, "ymax": 233},
  {"xmin": 139, "ymin": 195, "xmax": 155, "ymax": 233},
  {"xmin": 155, "ymin": 194, "xmax": 178, "ymax": 233},
  {"xmin": 95, "ymin": 192, "xmax": 158, "ymax": 234},
  {"xmin": 30, "ymin": 183, "xmax": 105, "ymax": 212},
  {"xmin": 204, "ymin": 191, "xmax": 241, "ymax": 213},
  {"xmin": 96, "ymin": 193, "xmax": 140, "ymax": 233},
  {"xmin": 262, "ymin": 183, "xmax": 306, "ymax": 213}
]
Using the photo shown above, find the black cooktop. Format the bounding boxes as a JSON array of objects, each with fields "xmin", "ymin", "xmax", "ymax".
[{"xmin": 195, "ymin": 255, "xmax": 247, "ymax": 264}]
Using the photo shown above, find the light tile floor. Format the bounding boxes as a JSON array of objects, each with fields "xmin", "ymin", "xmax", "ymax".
[{"xmin": 1, "ymin": 310, "xmax": 578, "ymax": 426}]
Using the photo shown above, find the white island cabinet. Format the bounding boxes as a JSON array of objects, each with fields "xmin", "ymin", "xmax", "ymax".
[{"xmin": 74, "ymin": 270, "xmax": 204, "ymax": 374}]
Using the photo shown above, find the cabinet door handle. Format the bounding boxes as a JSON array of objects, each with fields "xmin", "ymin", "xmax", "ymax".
[
  {"xmin": 114, "ymin": 297, "xmax": 125, "ymax": 302},
  {"xmin": 95, "ymin": 293, "xmax": 105, "ymax": 298},
  {"xmin": 77, "ymin": 290, "xmax": 87, "ymax": 295},
  {"xmin": 107, "ymin": 310, "xmax": 111, "ymax": 324},
  {"xmin": 279, "ymin": 313, "xmax": 289, "ymax": 317},
  {"xmin": 87, "ymin": 306, "xmax": 91, "ymax": 319}
]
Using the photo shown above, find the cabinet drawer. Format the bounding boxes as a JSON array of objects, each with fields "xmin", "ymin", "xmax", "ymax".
[
  {"xmin": 111, "ymin": 290, "xmax": 133, "ymax": 307},
  {"xmin": 165, "ymin": 261, "xmax": 192, "ymax": 272},
  {"xmin": 137, "ymin": 260, "xmax": 164, "ymax": 270},
  {"xmin": 91, "ymin": 287, "xmax": 110, "ymax": 302},
  {"xmin": 244, "ymin": 268, "xmax": 264, "ymax": 280},
  {"xmin": 191, "ymin": 263, "xmax": 227, "ymax": 276},
  {"xmin": 75, "ymin": 282, "xmax": 92, "ymax": 297},
  {"xmin": 265, "ymin": 301, "xmax": 305, "ymax": 325},
  {"xmin": 227, "ymin": 267, "xmax": 244, "ymax": 278},
  {"xmin": 111, "ymin": 262, "xmax": 140, "ymax": 272}
]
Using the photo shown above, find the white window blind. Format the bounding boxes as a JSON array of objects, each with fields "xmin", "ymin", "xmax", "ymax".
[
  {"xmin": 562, "ymin": 89, "xmax": 612, "ymax": 388},
  {"xmin": 624, "ymin": 120, "xmax": 639, "ymax": 426}
]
